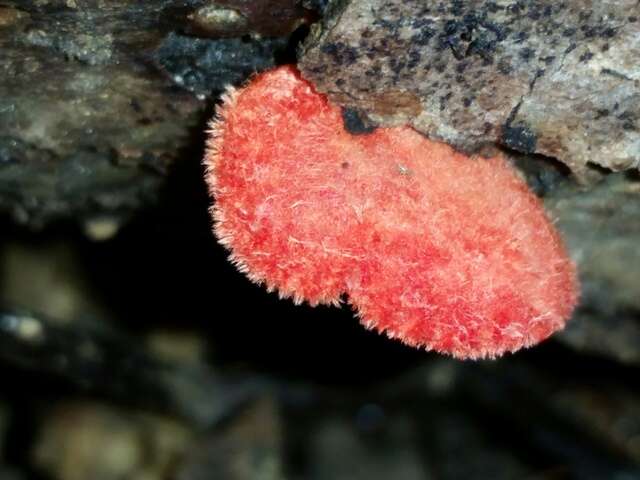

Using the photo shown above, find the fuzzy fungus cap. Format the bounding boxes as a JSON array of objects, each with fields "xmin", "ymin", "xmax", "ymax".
[{"xmin": 204, "ymin": 65, "xmax": 579, "ymax": 360}]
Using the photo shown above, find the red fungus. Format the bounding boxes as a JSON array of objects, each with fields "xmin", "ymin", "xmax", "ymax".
[{"xmin": 204, "ymin": 65, "xmax": 578, "ymax": 359}]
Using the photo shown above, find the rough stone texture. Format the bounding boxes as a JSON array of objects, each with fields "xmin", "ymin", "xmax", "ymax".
[
  {"xmin": 508, "ymin": 154, "xmax": 640, "ymax": 364},
  {"xmin": 300, "ymin": 0, "xmax": 640, "ymax": 179},
  {"xmin": 0, "ymin": 1, "xmax": 291, "ymax": 228},
  {"xmin": 544, "ymin": 172, "xmax": 640, "ymax": 364}
]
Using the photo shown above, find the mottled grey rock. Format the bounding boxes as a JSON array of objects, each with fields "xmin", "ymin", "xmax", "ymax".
[{"xmin": 300, "ymin": 0, "xmax": 640, "ymax": 178}]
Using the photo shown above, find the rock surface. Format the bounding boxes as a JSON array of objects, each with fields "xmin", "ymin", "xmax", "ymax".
[
  {"xmin": 545, "ymin": 173, "xmax": 640, "ymax": 364},
  {"xmin": 511, "ymin": 155, "xmax": 640, "ymax": 364},
  {"xmin": 300, "ymin": 0, "xmax": 640, "ymax": 178},
  {"xmin": 0, "ymin": 1, "xmax": 293, "ymax": 228}
]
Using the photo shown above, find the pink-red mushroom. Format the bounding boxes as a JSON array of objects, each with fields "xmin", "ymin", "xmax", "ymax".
[{"xmin": 204, "ymin": 65, "xmax": 578, "ymax": 359}]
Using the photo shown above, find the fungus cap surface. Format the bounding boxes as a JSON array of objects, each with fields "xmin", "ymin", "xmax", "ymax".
[{"xmin": 204, "ymin": 65, "xmax": 578, "ymax": 359}]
